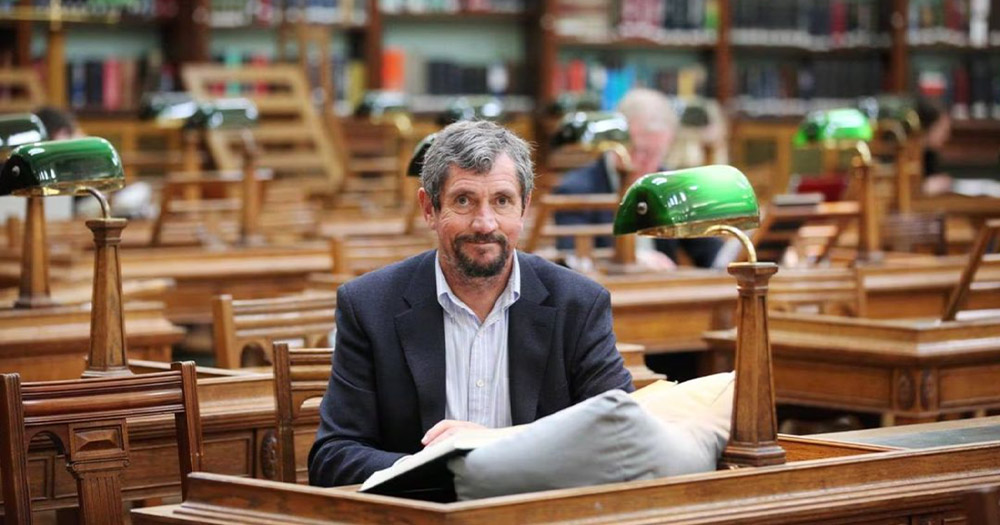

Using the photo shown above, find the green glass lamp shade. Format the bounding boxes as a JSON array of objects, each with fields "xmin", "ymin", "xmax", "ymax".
[
  {"xmin": 613, "ymin": 165, "xmax": 760, "ymax": 238},
  {"xmin": 550, "ymin": 111, "xmax": 629, "ymax": 149},
  {"xmin": 547, "ymin": 92, "xmax": 602, "ymax": 116},
  {"xmin": 675, "ymin": 99, "xmax": 711, "ymax": 128},
  {"xmin": 407, "ymin": 133, "xmax": 436, "ymax": 177},
  {"xmin": 0, "ymin": 137, "xmax": 125, "ymax": 197},
  {"xmin": 0, "ymin": 113, "xmax": 48, "ymax": 154},
  {"xmin": 184, "ymin": 98, "xmax": 259, "ymax": 130},
  {"xmin": 355, "ymin": 90, "xmax": 409, "ymax": 118},
  {"xmin": 857, "ymin": 95, "xmax": 920, "ymax": 135},
  {"xmin": 437, "ymin": 96, "xmax": 505, "ymax": 125},
  {"xmin": 792, "ymin": 108, "xmax": 873, "ymax": 147},
  {"xmin": 138, "ymin": 92, "xmax": 199, "ymax": 125}
]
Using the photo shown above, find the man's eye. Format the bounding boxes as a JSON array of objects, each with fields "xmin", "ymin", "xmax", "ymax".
[
  {"xmin": 496, "ymin": 196, "xmax": 510, "ymax": 206},
  {"xmin": 455, "ymin": 196, "xmax": 470, "ymax": 206}
]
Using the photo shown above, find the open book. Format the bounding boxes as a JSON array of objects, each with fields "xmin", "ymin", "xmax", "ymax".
[{"xmin": 359, "ymin": 425, "xmax": 526, "ymax": 497}]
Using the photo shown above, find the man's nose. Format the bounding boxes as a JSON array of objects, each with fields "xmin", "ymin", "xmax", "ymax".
[{"xmin": 470, "ymin": 202, "xmax": 498, "ymax": 232}]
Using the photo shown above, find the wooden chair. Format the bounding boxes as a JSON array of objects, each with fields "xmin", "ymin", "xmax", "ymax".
[
  {"xmin": 523, "ymin": 193, "xmax": 619, "ymax": 263},
  {"xmin": 272, "ymin": 343, "xmax": 333, "ymax": 483},
  {"xmin": 0, "ymin": 68, "xmax": 46, "ymax": 112},
  {"xmin": 212, "ymin": 292, "xmax": 336, "ymax": 369},
  {"xmin": 943, "ymin": 218, "xmax": 1000, "ymax": 321},
  {"xmin": 0, "ymin": 362, "xmax": 203, "ymax": 524},
  {"xmin": 181, "ymin": 65, "xmax": 343, "ymax": 193},
  {"xmin": 328, "ymin": 235, "xmax": 434, "ymax": 276}
]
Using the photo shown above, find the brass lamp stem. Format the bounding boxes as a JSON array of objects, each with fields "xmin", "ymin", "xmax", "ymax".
[
  {"xmin": 706, "ymin": 224, "xmax": 757, "ymax": 264},
  {"xmin": 84, "ymin": 187, "xmax": 112, "ymax": 219}
]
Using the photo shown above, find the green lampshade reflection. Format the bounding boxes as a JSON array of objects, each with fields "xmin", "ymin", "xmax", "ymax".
[
  {"xmin": 792, "ymin": 108, "xmax": 873, "ymax": 147},
  {"xmin": 438, "ymin": 96, "xmax": 505, "ymax": 125},
  {"xmin": 675, "ymin": 99, "xmax": 711, "ymax": 128},
  {"xmin": 857, "ymin": 95, "xmax": 920, "ymax": 135},
  {"xmin": 0, "ymin": 114, "xmax": 48, "ymax": 154},
  {"xmin": 0, "ymin": 137, "xmax": 125, "ymax": 197},
  {"xmin": 407, "ymin": 133, "xmax": 436, "ymax": 178},
  {"xmin": 613, "ymin": 165, "xmax": 759, "ymax": 238},
  {"xmin": 355, "ymin": 91, "xmax": 409, "ymax": 118},
  {"xmin": 185, "ymin": 98, "xmax": 259, "ymax": 130},
  {"xmin": 550, "ymin": 111, "xmax": 629, "ymax": 149},
  {"xmin": 138, "ymin": 92, "xmax": 199, "ymax": 126}
]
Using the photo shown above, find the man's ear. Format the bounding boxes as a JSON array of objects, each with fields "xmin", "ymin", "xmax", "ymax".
[
  {"xmin": 417, "ymin": 188, "xmax": 435, "ymax": 224},
  {"xmin": 521, "ymin": 192, "xmax": 532, "ymax": 217}
]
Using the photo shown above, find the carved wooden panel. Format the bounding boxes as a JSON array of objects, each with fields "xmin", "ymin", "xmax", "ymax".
[{"xmin": 776, "ymin": 359, "xmax": 892, "ymax": 410}]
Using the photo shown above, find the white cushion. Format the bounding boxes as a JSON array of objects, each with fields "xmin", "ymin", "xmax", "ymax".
[{"xmin": 449, "ymin": 372, "xmax": 734, "ymax": 500}]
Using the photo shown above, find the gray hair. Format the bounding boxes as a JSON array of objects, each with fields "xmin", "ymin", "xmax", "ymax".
[
  {"xmin": 421, "ymin": 120, "xmax": 534, "ymax": 210},
  {"xmin": 617, "ymin": 88, "xmax": 678, "ymax": 132}
]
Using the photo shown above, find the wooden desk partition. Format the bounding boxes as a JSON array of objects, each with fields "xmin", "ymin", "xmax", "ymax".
[{"xmin": 132, "ymin": 437, "xmax": 1000, "ymax": 524}]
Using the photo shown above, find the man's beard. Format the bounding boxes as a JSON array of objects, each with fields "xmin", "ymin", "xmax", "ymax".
[{"xmin": 453, "ymin": 233, "xmax": 510, "ymax": 278}]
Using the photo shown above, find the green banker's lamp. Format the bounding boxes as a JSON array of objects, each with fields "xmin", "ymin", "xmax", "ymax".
[
  {"xmin": 0, "ymin": 113, "xmax": 53, "ymax": 309},
  {"xmin": 857, "ymin": 96, "xmax": 923, "ymax": 214},
  {"xmin": 551, "ymin": 111, "xmax": 637, "ymax": 266},
  {"xmin": 144, "ymin": 96, "xmax": 263, "ymax": 246},
  {"xmin": 793, "ymin": 108, "xmax": 879, "ymax": 261},
  {"xmin": 546, "ymin": 92, "xmax": 601, "ymax": 117},
  {"xmin": 0, "ymin": 137, "xmax": 132, "ymax": 378},
  {"xmin": 437, "ymin": 96, "xmax": 506, "ymax": 126},
  {"xmin": 614, "ymin": 165, "xmax": 785, "ymax": 469}
]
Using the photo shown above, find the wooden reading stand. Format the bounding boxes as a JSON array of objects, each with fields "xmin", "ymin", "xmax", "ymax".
[{"xmin": 706, "ymin": 219, "xmax": 1000, "ymax": 426}]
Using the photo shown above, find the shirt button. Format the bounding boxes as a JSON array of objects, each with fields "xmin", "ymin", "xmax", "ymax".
[{"xmin": 476, "ymin": 379, "xmax": 485, "ymax": 388}]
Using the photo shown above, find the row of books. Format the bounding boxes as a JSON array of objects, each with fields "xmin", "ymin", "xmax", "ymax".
[
  {"xmin": 2, "ymin": 0, "xmax": 179, "ymax": 19},
  {"xmin": 736, "ymin": 58, "xmax": 883, "ymax": 102},
  {"xmin": 382, "ymin": 48, "xmax": 528, "ymax": 96},
  {"xmin": 915, "ymin": 59, "xmax": 1000, "ymax": 120},
  {"xmin": 552, "ymin": 0, "xmax": 717, "ymax": 43},
  {"xmin": 209, "ymin": 0, "xmax": 368, "ymax": 27},
  {"xmin": 732, "ymin": 0, "xmax": 891, "ymax": 49},
  {"xmin": 552, "ymin": 59, "xmax": 709, "ymax": 110},
  {"xmin": 379, "ymin": 0, "xmax": 525, "ymax": 14},
  {"xmin": 57, "ymin": 53, "xmax": 177, "ymax": 112},
  {"xmin": 908, "ymin": 0, "xmax": 996, "ymax": 47}
]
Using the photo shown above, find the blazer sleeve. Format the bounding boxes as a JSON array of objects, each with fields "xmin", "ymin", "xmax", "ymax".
[
  {"xmin": 307, "ymin": 284, "xmax": 405, "ymax": 487},
  {"xmin": 569, "ymin": 287, "xmax": 635, "ymax": 399}
]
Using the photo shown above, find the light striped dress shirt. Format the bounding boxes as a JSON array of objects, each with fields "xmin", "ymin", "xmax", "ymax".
[{"xmin": 435, "ymin": 251, "xmax": 521, "ymax": 428}]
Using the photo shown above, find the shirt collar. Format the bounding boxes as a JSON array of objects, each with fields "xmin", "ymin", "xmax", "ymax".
[{"xmin": 435, "ymin": 250, "xmax": 521, "ymax": 319}]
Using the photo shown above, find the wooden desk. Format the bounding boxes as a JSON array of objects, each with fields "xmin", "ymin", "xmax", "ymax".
[
  {"xmin": 0, "ymin": 244, "xmax": 332, "ymax": 325},
  {"xmin": 0, "ymin": 302, "xmax": 184, "ymax": 381},
  {"xmin": 705, "ymin": 312, "xmax": 1000, "ymax": 425},
  {"xmin": 132, "ymin": 433, "xmax": 1000, "ymax": 524},
  {"xmin": 1, "ymin": 363, "xmax": 294, "ymax": 515}
]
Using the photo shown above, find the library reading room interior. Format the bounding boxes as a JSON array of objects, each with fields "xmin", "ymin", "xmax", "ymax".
[{"xmin": 2, "ymin": 0, "xmax": 1000, "ymax": 523}]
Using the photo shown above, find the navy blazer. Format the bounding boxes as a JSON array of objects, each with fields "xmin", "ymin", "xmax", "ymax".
[
  {"xmin": 308, "ymin": 250, "xmax": 634, "ymax": 487},
  {"xmin": 554, "ymin": 159, "xmax": 724, "ymax": 268}
]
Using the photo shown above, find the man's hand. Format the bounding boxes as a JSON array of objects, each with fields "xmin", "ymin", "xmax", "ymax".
[{"xmin": 421, "ymin": 420, "xmax": 486, "ymax": 447}]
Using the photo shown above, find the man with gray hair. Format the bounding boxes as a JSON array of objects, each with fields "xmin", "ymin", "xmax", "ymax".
[
  {"xmin": 309, "ymin": 120, "xmax": 633, "ymax": 488},
  {"xmin": 554, "ymin": 88, "xmax": 724, "ymax": 268}
]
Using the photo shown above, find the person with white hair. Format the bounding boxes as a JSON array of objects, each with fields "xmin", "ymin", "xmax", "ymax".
[{"xmin": 554, "ymin": 88, "xmax": 724, "ymax": 269}]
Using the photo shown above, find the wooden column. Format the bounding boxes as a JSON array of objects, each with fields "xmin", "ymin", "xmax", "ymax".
[
  {"xmin": 720, "ymin": 262, "xmax": 786, "ymax": 469},
  {"xmin": 715, "ymin": 0, "xmax": 732, "ymax": 104},
  {"xmin": 365, "ymin": 0, "xmax": 383, "ymax": 89},
  {"xmin": 46, "ymin": 24, "xmax": 67, "ymax": 108},
  {"xmin": 14, "ymin": 196, "xmax": 56, "ymax": 309},
  {"xmin": 889, "ymin": 0, "xmax": 908, "ymax": 93},
  {"xmin": 854, "ymin": 157, "xmax": 881, "ymax": 262},
  {"xmin": 240, "ymin": 131, "xmax": 261, "ymax": 245},
  {"xmin": 182, "ymin": 130, "xmax": 200, "ymax": 174},
  {"xmin": 83, "ymin": 218, "xmax": 133, "ymax": 378}
]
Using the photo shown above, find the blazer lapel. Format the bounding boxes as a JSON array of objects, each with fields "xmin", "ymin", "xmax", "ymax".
[
  {"xmin": 395, "ymin": 252, "xmax": 446, "ymax": 434},
  {"xmin": 507, "ymin": 253, "xmax": 556, "ymax": 425}
]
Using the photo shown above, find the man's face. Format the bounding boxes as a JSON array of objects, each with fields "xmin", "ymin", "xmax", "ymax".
[
  {"xmin": 628, "ymin": 123, "xmax": 674, "ymax": 179},
  {"xmin": 419, "ymin": 153, "xmax": 528, "ymax": 279}
]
